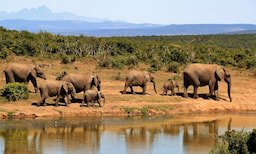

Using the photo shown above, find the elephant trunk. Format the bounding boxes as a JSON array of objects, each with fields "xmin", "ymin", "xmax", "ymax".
[
  {"xmin": 227, "ymin": 81, "xmax": 232, "ymax": 102},
  {"xmin": 152, "ymin": 81, "xmax": 157, "ymax": 94}
]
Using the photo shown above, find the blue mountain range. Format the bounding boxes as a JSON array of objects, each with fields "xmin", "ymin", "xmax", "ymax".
[{"xmin": 0, "ymin": 6, "xmax": 256, "ymax": 37}]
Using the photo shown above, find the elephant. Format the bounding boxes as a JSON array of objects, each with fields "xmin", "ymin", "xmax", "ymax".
[
  {"xmin": 3, "ymin": 63, "xmax": 46, "ymax": 93},
  {"xmin": 61, "ymin": 73, "xmax": 101, "ymax": 103},
  {"xmin": 37, "ymin": 80, "xmax": 76, "ymax": 107},
  {"xmin": 162, "ymin": 80, "xmax": 179, "ymax": 96},
  {"xmin": 183, "ymin": 63, "xmax": 232, "ymax": 102},
  {"xmin": 122, "ymin": 70, "xmax": 157, "ymax": 95},
  {"xmin": 81, "ymin": 90, "xmax": 105, "ymax": 107}
]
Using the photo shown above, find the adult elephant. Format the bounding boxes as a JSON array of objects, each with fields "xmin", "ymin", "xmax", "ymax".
[
  {"xmin": 183, "ymin": 63, "xmax": 232, "ymax": 102},
  {"xmin": 61, "ymin": 73, "xmax": 101, "ymax": 103},
  {"xmin": 37, "ymin": 80, "xmax": 76, "ymax": 107},
  {"xmin": 122, "ymin": 70, "xmax": 157, "ymax": 95},
  {"xmin": 3, "ymin": 63, "xmax": 46, "ymax": 93}
]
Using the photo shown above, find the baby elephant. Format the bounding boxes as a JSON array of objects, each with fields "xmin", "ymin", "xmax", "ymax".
[
  {"xmin": 81, "ymin": 90, "xmax": 105, "ymax": 107},
  {"xmin": 37, "ymin": 80, "xmax": 76, "ymax": 107},
  {"xmin": 162, "ymin": 80, "xmax": 179, "ymax": 96}
]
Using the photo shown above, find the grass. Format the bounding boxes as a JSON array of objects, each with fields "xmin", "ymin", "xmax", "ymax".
[
  {"xmin": 121, "ymin": 105, "xmax": 174, "ymax": 115},
  {"xmin": 0, "ymin": 108, "xmax": 19, "ymax": 117}
]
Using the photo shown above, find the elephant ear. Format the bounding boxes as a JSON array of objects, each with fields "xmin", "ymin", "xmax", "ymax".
[
  {"xmin": 143, "ymin": 72, "xmax": 151, "ymax": 81},
  {"xmin": 60, "ymin": 83, "xmax": 68, "ymax": 94},
  {"xmin": 97, "ymin": 92, "xmax": 101, "ymax": 99},
  {"xmin": 68, "ymin": 82, "xmax": 76, "ymax": 95},
  {"xmin": 28, "ymin": 65, "xmax": 37, "ymax": 79},
  {"xmin": 92, "ymin": 74, "xmax": 101, "ymax": 89},
  {"xmin": 216, "ymin": 67, "xmax": 225, "ymax": 81}
]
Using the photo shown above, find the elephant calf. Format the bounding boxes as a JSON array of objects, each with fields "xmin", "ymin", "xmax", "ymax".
[
  {"xmin": 37, "ymin": 80, "xmax": 76, "ymax": 107},
  {"xmin": 162, "ymin": 80, "xmax": 179, "ymax": 96},
  {"xmin": 81, "ymin": 90, "xmax": 105, "ymax": 107}
]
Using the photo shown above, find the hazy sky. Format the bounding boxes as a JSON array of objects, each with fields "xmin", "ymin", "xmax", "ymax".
[{"xmin": 0, "ymin": 0, "xmax": 255, "ymax": 25}]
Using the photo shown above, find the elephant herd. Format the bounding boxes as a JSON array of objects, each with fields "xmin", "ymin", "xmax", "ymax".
[{"xmin": 2, "ymin": 62, "xmax": 232, "ymax": 107}]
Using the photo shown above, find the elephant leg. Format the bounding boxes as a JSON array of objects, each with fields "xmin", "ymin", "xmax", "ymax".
[
  {"xmin": 130, "ymin": 86, "xmax": 136, "ymax": 94},
  {"xmin": 163, "ymin": 88, "xmax": 167, "ymax": 95},
  {"xmin": 214, "ymin": 83, "xmax": 219, "ymax": 101},
  {"xmin": 96, "ymin": 99, "xmax": 102, "ymax": 107},
  {"xmin": 37, "ymin": 97, "xmax": 46, "ymax": 106},
  {"xmin": 65, "ymin": 94, "xmax": 70, "ymax": 107},
  {"xmin": 122, "ymin": 83, "xmax": 128, "ymax": 94},
  {"xmin": 6, "ymin": 72, "xmax": 15, "ymax": 83},
  {"xmin": 82, "ymin": 91, "xmax": 85, "ymax": 104},
  {"xmin": 71, "ymin": 93, "xmax": 76, "ymax": 103},
  {"xmin": 93, "ymin": 100, "xmax": 96, "ymax": 107},
  {"xmin": 55, "ymin": 95, "xmax": 61, "ymax": 107},
  {"xmin": 193, "ymin": 85, "xmax": 199, "ymax": 99},
  {"xmin": 81, "ymin": 94, "xmax": 86, "ymax": 107},
  {"xmin": 184, "ymin": 85, "xmax": 189, "ymax": 98},
  {"xmin": 142, "ymin": 84, "xmax": 147, "ymax": 95},
  {"xmin": 171, "ymin": 88, "xmax": 176, "ymax": 96}
]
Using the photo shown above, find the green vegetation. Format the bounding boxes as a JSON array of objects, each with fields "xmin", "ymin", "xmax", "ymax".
[
  {"xmin": 121, "ymin": 105, "xmax": 173, "ymax": 115},
  {"xmin": 0, "ymin": 26, "xmax": 256, "ymax": 70},
  {"xmin": 210, "ymin": 129, "xmax": 256, "ymax": 154},
  {"xmin": 1, "ymin": 83, "xmax": 29, "ymax": 101}
]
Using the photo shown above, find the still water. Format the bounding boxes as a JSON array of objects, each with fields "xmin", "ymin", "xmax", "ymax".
[{"xmin": 0, "ymin": 113, "xmax": 256, "ymax": 154}]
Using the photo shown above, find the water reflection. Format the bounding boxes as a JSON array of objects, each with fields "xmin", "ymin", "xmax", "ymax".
[{"xmin": 0, "ymin": 113, "xmax": 255, "ymax": 154}]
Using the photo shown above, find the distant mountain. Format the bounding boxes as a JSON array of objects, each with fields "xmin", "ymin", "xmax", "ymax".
[
  {"xmin": 1, "ymin": 19, "xmax": 256, "ymax": 37},
  {"xmin": 0, "ymin": 5, "xmax": 107, "ymax": 23},
  {"xmin": 0, "ymin": 6, "xmax": 256, "ymax": 36}
]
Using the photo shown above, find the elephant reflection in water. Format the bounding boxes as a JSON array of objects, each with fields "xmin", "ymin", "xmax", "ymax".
[
  {"xmin": 121, "ymin": 126, "xmax": 161, "ymax": 150},
  {"xmin": 162, "ymin": 124, "xmax": 180, "ymax": 135},
  {"xmin": 0, "ymin": 123, "xmax": 103, "ymax": 154},
  {"xmin": 50, "ymin": 123, "xmax": 102, "ymax": 152},
  {"xmin": 182, "ymin": 119, "xmax": 233, "ymax": 151},
  {"xmin": 0, "ymin": 129, "xmax": 42, "ymax": 154}
]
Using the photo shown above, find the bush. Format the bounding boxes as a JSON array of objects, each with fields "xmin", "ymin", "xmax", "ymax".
[
  {"xmin": 61, "ymin": 56, "xmax": 76, "ymax": 64},
  {"xmin": 98, "ymin": 57, "xmax": 111, "ymax": 68},
  {"xmin": 0, "ymin": 47, "xmax": 10, "ymax": 59},
  {"xmin": 111, "ymin": 60, "xmax": 125, "ymax": 69},
  {"xmin": 1, "ymin": 83, "xmax": 29, "ymax": 101},
  {"xmin": 247, "ymin": 129, "xmax": 256, "ymax": 153},
  {"xmin": 210, "ymin": 129, "xmax": 256, "ymax": 154},
  {"xmin": 166, "ymin": 62, "xmax": 180, "ymax": 73}
]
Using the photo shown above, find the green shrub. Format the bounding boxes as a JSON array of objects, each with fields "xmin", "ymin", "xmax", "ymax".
[
  {"xmin": 1, "ymin": 83, "xmax": 29, "ymax": 101},
  {"xmin": 166, "ymin": 62, "xmax": 180, "ymax": 73},
  {"xmin": 111, "ymin": 60, "xmax": 125, "ymax": 69},
  {"xmin": 99, "ymin": 58, "xmax": 110, "ymax": 68},
  {"xmin": 210, "ymin": 129, "xmax": 256, "ymax": 154},
  {"xmin": 150, "ymin": 58, "xmax": 162, "ymax": 71},
  {"xmin": 247, "ymin": 129, "xmax": 256, "ymax": 153},
  {"xmin": 0, "ymin": 47, "xmax": 10, "ymax": 59},
  {"xmin": 61, "ymin": 56, "xmax": 76, "ymax": 64}
]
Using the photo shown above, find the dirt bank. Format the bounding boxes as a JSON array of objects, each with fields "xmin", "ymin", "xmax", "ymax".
[{"xmin": 0, "ymin": 58, "xmax": 256, "ymax": 119}]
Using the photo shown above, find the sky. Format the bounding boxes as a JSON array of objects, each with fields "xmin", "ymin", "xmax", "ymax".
[{"xmin": 0, "ymin": 0, "xmax": 255, "ymax": 25}]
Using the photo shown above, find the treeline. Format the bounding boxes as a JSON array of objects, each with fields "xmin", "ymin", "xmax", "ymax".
[{"xmin": 0, "ymin": 26, "xmax": 256, "ymax": 71}]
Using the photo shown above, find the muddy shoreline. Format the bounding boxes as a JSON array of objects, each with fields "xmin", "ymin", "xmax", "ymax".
[{"xmin": 1, "ymin": 99, "xmax": 256, "ymax": 119}]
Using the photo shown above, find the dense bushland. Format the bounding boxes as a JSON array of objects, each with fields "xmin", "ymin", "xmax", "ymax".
[
  {"xmin": 0, "ymin": 26, "xmax": 256, "ymax": 70},
  {"xmin": 210, "ymin": 129, "xmax": 256, "ymax": 154}
]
